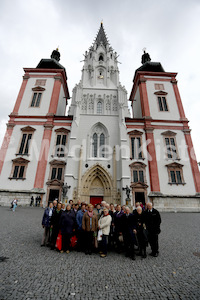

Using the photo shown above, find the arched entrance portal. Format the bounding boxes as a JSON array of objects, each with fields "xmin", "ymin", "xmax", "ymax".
[{"xmin": 80, "ymin": 163, "xmax": 113, "ymax": 204}]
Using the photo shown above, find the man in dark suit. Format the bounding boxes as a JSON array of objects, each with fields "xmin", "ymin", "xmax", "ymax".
[
  {"xmin": 121, "ymin": 207, "xmax": 136, "ymax": 260},
  {"xmin": 145, "ymin": 202, "xmax": 161, "ymax": 257}
]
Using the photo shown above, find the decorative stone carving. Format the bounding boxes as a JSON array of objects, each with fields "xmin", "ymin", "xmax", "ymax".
[
  {"xmin": 112, "ymin": 99, "xmax": 118, "ymax": 111},
  {"xmin": 106, "ymin": 99, "xmax": 111, "ymax": 110},
  {"xmin": 90, "ymin": 187, "xmax": 104, "ymax": 195},
  {"xmin": 88, "ymin": 94, "xmax": 94, "ymax": 110},
  {"xmin": 81, "ymin": 99, "xmax": 87, "ymax": 111}
]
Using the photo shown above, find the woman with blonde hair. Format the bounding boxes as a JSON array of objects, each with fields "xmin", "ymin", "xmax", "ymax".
[
  {"xmin": 82, "ymin": 204, "xmax": 98, "ymax": 255},
  {"xmin": 98, "ymin": 208, "xmax": 112, "ymax": 257}
]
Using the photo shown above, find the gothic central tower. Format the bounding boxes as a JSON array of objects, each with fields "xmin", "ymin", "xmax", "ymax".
[{"xmin": 66, "ymin": 23, "xmax": 130, "ymax": 205}]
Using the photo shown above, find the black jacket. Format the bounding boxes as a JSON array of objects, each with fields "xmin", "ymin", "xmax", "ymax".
[
  {"xmin": 145, "ymin": 208, "xmax": 161, "ymax": 234},
  {"xmin": 59, "ymin": 210, "xmax": 76, "ymax": 235},
  {"xmin": 121, "ymin": 213, "xmax": 136, "ymax": 235},
  {"xmin": 135, "ymin": 212, "xmax": 146, "ymax": 232},
  {"xmin": 50, "ymin": 209, "xmax": 62, "ymax": 228},
  {"xmin": 113, "ymin": 211, "xmax": 124, "ymax": 232}
]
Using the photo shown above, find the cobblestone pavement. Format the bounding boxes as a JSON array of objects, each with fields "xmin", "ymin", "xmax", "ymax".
[{"xmin": 0, "ymin": 207, "xmax": 199, "ymax": 300}]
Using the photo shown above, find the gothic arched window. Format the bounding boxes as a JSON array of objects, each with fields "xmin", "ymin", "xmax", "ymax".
[
  {"xmin": 91, "ymin": 124, "xmax": 108, "ymax": 158},
  {"xmin": 93, "ymin": 133, "xmax": 98, "ymax": 157},
  {"xmin": 100, "ymin": 133, "xmax": 105, "ymax": 157},
  {"xmin": 97, "ymin": 101, "xmax": 102, "ymax": 114},
  {"xmin": 99, "ymin": 55, "xmax": 104, "ymax": 61}
]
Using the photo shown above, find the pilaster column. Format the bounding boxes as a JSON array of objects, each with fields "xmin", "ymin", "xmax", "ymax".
[
  {"xmin": 171, "ymin": 79, "xmax": 187, "ymax": 121},
  {"xmin": 47, "ymin": 75, "xmax": 62, "ymax": 115},
  {"xmin": 0, "ymin": 123, "xmax": 15, "ymax": 174},
  {"xmin": 113, "ymin": 146, "xmax": 117, "ymax": 190},
  {"xmin": 77, "ymin": 146, "xmax": 83, "ymax": 200},
  {"xmin": 34, "ymin": 124, "xmax": 53, "ymax": 189},
  {"xmin": 145, "ymin": 125, "xmax": 160, "ymax": 192},
  {"xmin": 183, "ymin": 129, "xmax": 200, "ymax": 193},
  {"xmin": 138, "ymin": 78, "xmax": 151, "ymax": 118},
  {"xmin": 11, "ymin": 74, "xmax": 29, "ymax": 115}
]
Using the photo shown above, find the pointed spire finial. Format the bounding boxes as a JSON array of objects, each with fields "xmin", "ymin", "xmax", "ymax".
[{"xmin": 94, "ymin": 22, "xmax": 109, "ymax": 49}]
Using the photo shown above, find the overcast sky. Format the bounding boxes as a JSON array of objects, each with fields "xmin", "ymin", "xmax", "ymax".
[{"xmin": 0, "ymin": 0, "xmax": 200, "ymax": 161}]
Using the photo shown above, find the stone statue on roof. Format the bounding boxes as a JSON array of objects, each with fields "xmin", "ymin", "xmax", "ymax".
[{"xmin": 141, "ymin": 50, "xmax": 151, "ymax": 65}]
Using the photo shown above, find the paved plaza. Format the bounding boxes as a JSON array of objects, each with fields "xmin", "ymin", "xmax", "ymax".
[{"xmin": 0, "ymin": 206, "xmax": 199, "ymax": 300}]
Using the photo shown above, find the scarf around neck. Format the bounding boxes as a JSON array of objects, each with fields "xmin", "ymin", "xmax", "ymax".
[
  {"xmin": 88, "ymin": 211, "xmax": 93, "ymax": 218},
  {"xmin": 103, "ymin": 213, "xmax": 109, "ymax": 217}
]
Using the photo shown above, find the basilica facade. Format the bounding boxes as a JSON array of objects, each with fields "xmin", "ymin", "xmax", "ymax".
[{"xmin": 0, "ymin": 23, "xmax": 199, "ymax": 211}]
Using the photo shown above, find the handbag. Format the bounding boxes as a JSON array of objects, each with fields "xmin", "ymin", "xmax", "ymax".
[
  {"xmin": 97, "ymin": 229, "xmax": 103, "ymax": 241},
  {"xmin": 56, "ymin": 231, "xmax": 62, "ymax": 251},
  {"xmin": 70, "ymin": 235, "xmax": 78, "ymax": 248}
]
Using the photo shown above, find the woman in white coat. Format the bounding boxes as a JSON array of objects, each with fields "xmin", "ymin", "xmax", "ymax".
[{"xmin": 98, "ymin": 208, "xmax": 112, "ymax": 257}]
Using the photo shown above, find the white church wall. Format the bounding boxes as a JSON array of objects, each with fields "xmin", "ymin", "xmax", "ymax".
[
  {"xmin": 64, "ymin": 112, "xmax": 121, "ymax": 201},
  {"xmin": 42, "ymin": 125, "xmax": 71, "ymax": 185},
  {"xmin": 56, "ymin": 85, "xmax": 66, "ymax": 116},
  {"xmin": 119, "ymin": 126, "xmax": 152, "ymax": 205},
  {"xmin": 146, "ymin": 80, "xmax": 180, "ymax": 120},
  {"xmin": 18, "ymin": 76, "xmax": 54, "ymax": 116},
  {"xmin": 154, "ymin": 129, "xmax": 196, "ymax": 195},
  {"xmin": 132, "ymin": 87, "xmax": 142, "ymax": 118},
  {"xmin": 80, "ymin": 115, "xmax": 119, "ymax": 167},
  {"xmin": 64, "ymin": 123, "xmax": 82, "ymax": 199},
  {"xmin": 0, "ymin": 124, "xmax": 44, "ymax": 190}
]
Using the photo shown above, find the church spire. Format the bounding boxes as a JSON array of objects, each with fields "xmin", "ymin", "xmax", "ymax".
[{"xmin": 94, "ymin": 22, "xmax": 109, "ymax": 49}]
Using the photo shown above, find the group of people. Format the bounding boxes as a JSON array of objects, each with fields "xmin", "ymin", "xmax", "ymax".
[
  {"xmin": 30, "ymin": 196, "xmax": 41, "ymax": 207},
  {"xmin": 41, "ymin": 200, "xmax": 161, "ymax": 259}
]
